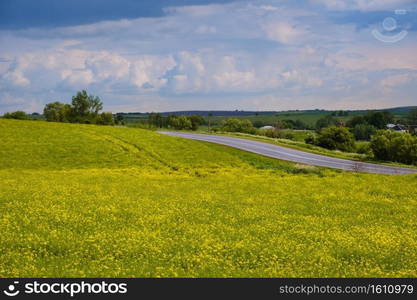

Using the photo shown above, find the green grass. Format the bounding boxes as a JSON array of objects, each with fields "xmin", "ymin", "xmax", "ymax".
[{"xmin": 1, "ymin": 119, "xmax": 417, "ymax": 277}]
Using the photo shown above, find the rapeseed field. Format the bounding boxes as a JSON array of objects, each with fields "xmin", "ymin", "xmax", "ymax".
[{"xmin": 0, "ymin": 119, "xmax": 416, "ymax": 277}]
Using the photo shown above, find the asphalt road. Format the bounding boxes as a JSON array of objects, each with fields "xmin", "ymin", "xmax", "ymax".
[{"xmin": 159, "ymin": 131, "xmax": 417, "ymax": 175}]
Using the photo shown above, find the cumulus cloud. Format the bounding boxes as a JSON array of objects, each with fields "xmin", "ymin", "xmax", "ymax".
[
  {"xmin": 0, "ymin": 0, "xmax": 417, "ymax": 113},
  {"xmin": 310, "ymin": 0, "xmax": 416, "ymax": 11}
]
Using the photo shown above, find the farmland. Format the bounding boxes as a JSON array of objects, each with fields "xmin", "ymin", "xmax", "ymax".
[
  {"xmin": 1, "ymin": 119, "xmax": 417, "ymax": 277},
  {"xmin": 121, "ymin": 106, "xmax": 417, "ymax": 128}
]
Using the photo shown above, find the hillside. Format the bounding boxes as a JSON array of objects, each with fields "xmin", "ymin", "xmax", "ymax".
[{"xmin": 1, "ymin": 119, "xmax": 417, "ymax": 277}]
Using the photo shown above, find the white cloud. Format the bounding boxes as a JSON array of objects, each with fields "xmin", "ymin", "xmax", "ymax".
[
  {"xmin": 311, "ymin": 0, "xmax": 416, "ymax": 11},
  {"xmin": 0, "ymin": 0, "xmax": 417, "ymax": 112},
  {"xmin": 380, "ymin": 72, "xmax": 417, "ymax": 92},
  {"xmin": 262, "ymin": 21, "xmax": 307, "ymax": 44}
]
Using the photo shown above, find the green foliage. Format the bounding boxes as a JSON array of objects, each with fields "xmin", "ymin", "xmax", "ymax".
[
  {"xmin": 370, "ymin": 130, "xmax": 417, "ymax": 165},
  {"xmin": 355, "ymin": 141, "xmax": 372, "ymax": 156},
  {"xmin": 316, "ymin": 115, "xmax": 339, "ymax": 130},
  {"xmin": 71, "ymin": 90, "xmax": 103, "ymax": 117},
  {"xmin": 2, "ymin": 111, "xmax": 28, "ymax": 120},
  {"xmin": 170, "ymin": 115, "xmax": 193, "ymax": 130},
  {"xmin": 220, "ymin": 118, "xmax": 256, "ymax": 134},
  {"xmin": 187, "ymin": 115, "xmax": 205, "ymax": 130},
  {"xmin": 365, "ymin": 111, "xmax": 394, "ymax": 129},
  {"xmin": 316, "ymin": 126, "xmax": 355, "ymax": 152},
  {"xmin": 147, "ymin": 114, "xmax": 204, "ymax": 131},
  {"xmin": 407, "ymin": 109, "xmax": 417, "ymax": 125},
  {"xmin": 43, "ymin": 90, "xmax": 114, "ymax": 125},
  {"xmin": 305, "ymin": 133, "xmax": 317, "ymax": 145},
  {"xmin": 148, "ymin": 113, "xmax": 165, "ymax": 128},
  {"xmin": 352, "ymin": 124, "xmax": 377, "ymax": 141},
  {"xmin": 347, "ymin": 111, "xmax": 394, "ymax": 129},
  {"xmin": 43, "ymin": 102, "xmax": 72, "ymax": 122},
  {"xmin": 96, "ymin": 112, "xmax": 115, "ymax": 125},
  {"xmin": 259, "ymin": 128, "xmax": 284, "ymax": 139}
]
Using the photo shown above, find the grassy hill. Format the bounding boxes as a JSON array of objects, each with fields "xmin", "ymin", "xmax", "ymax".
[{"xmin": 1, "ymin": 119, "xmax": 417, "ymax": 277}]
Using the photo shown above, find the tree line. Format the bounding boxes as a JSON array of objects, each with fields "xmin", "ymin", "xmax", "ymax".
[
  {"xmin": 43, "ymin": 90, "xmax": 115, "ymax": 125},
  {"xmin": 147, "ymin": 113, "xmax": 205, "ymax": 130}
]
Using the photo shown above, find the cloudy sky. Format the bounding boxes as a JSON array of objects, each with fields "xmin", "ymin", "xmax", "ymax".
[{"xmin": 1, "ymin": 0, "xmax": 416, "ymax": 113}]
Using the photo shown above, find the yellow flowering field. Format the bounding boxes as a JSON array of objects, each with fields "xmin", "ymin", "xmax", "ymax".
[{"xmin": 0, "ymin": 119, "xmax": 416, "ymax": 277}]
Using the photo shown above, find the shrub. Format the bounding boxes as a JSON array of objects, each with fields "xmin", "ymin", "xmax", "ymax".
[
  {"xmin": 96, "ymin": 112, "xmax": 115, "ymax": 125},
  {"xmin": 3, "ymin": 111, "xmax": 29, "ymax": 120},
  {"xmin": 43, "ymin": 102, "xmax": 72, "ymax": 122},
  {"xmin": 316, "ymin": 115, "xmax": 339, "ymax": 130},
  {"xmin": 316, "ymin": 126, "xmax": 355, "ymax": 152},
  {"xmin": 220, "ymin": 118, "xmax": 256, "ymax": 134},
  {"xmin": 284, "ymin": 132, "xmax": 295, "ymax": 140},
  {"xmin": 353, "ymin": 124, "xmax": 377, "ymax": 141},
  {"xmin": 370, "ymin": 130, "xmax": 417, "ymax": 165},
  {"xmin": 355, "ymin": 142, "xmax": 372, "ymax": 156},
  {"xmin": 170, "ymin": 116, "xmax": 193, "ymax": 130},
  {"xmin": 305, "ymin": 134, "xmax": 317, "ymax": 145}
]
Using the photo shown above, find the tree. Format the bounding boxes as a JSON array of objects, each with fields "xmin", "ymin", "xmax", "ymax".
[
  {"xmin": 96, "ymin": 112, "xmax": 115, "ymax": 125},
  {"xmin": 352, "ymin": 124, "xmax": 377, "ymax": 141},
  {"xmin": 43, "ymin": 102, "xmax": 71, "ymax": 122},
  {"xmin": 148, "ymin": 113, "xmax": 164, "ymax": 128},
  {"xmin": 207, "ymin": 112, "xmax": 213, "ymax": 132},
  {"xmin": 370, "ymin": 130, "xmax": 417, "ymax": 165},
  {"xmin": 170, "ymin": 116, "xmax": 193, "ymax": 130},
  {"xmin": 365, "ymin": 111, "xmax": 393, "ymax": 129},
  {"xmin": 71, "ymin": 90, "xmax": 103, "ymax": 119},
  {"xmin": 407, "ymin": 109, "xmax": 417, "ymax": 125},
  {"xmin": 316, "ymin": 115, "xmax": 339, "ymax": 130},
  {"xmin": 3, "ymin": 111, "xmax": 28, "ymax": 120},
  {"xmin": 42, "ymin": 91, "xmax": 110, "ymax": 126},
  {"xmin": 188, "ymin": 115, "xmax": 205, "ymax": 131},
  {"xmin": 346, "ymin": 111, "xmax": 394, "ymax": 129},
  {"xmin": 316, "ymin": 126, "xmax": 355, "ymax": 152},
  {"xmin": 346, "ymin": 115, "xmax": 366, "ymax": 128},
  {"xmin": 220, "ymin": 118, "xmax": 256, "ymax": 134},
  {"xmin": 115, "ymin": 113, "xmax": 124, "ymax": 125}
]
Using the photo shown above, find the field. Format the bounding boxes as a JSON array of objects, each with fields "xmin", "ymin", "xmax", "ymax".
[
  {"xmin": 123, "ymin": 106, "xmax": 416, "ymax": 128},
  {"xmin": 1, "ymin": 119, "xmax": 417, "ymax": 277}
]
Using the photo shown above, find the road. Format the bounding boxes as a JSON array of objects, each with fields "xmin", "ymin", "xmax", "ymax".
[{"xmin": 159, "ymin": 132, "xmax": 417, "ymax": 175}]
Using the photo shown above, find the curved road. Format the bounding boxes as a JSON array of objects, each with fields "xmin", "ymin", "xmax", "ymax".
[{"xmin": 159, "ymin": 131, "xmax": 417, "ymax": 175}]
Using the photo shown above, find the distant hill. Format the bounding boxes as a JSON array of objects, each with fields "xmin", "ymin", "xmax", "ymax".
[{"xmin": 117, "ymin": 106, "xmax": 417, "ymax": 118}]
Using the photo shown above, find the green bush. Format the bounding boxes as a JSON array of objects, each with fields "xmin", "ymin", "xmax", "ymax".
[
  {"xmin": 96, "ymin": 112, "xmax": 115, "ymax": 125},
  {"xmin": 3, "ymin": 111, "xmax": 29, "ymax": 120},
  {"xmin": 220, "ymin": 118, "xmax": 256, "ymax": 134},
  {"xmin": 370, "ymin": 130, "xmax": 417, "ymax": 165},
  {"xmin": 355, "ymin": 142, "xmax": 372, "ymax": 156},
  {"xmin": 258, "ymin": 128, "xmax": 284, "ymax": 139},
  {"xmin": 353, "ymin": 124, "xmax": 377, "ymax": 141},
  {"xmin": 43, "ymin": 102, "xmax": 72, "ymax": 122},
  {"xmin": 170, "ymin": 116, "xmax": 193, "ymax": 130},
  {"xmin": 305, "ymin": 134, "xmax": 317, "ymax": 145},
  {"xmin": 316, "ymin": 115, "xmax": 339, "ymax": 130},
  {"xmin": 316, "ymin": 126, "xmax": 355, "ymax": 152}
]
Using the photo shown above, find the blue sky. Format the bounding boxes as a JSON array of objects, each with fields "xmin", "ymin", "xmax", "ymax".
[{"xmin": 1, "ymin": 0, "xmax": 417, "ymax": 113}]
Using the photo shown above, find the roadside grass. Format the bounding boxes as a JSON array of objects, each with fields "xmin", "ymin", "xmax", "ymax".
[{"xmin": 1, "ymin": 119, "xmax": 417, "ymax": 277}]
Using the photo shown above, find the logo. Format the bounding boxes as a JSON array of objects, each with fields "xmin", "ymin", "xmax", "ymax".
[
  {"xmin": 372, "ymin": 10, "xmax": 408, "ymax": 43},
  {"xmin": 3, "ymin": 281, "xmax": 20, "ymax": 297}
]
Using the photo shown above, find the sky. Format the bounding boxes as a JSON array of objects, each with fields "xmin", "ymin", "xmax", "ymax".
[{"xmin": 0, "ymin": 0, "xmax": 417, "ymax": 113}]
